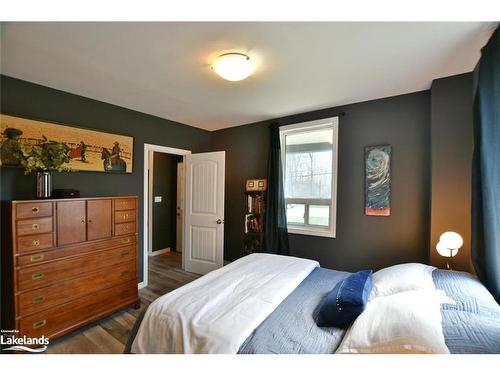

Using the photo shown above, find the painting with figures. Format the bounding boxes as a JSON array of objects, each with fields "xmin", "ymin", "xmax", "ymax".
[
  {"xmin": 364, "ymin": 145, "xmax": 391, "ymax": 216},
  {"xmin": 0, "ymin": 114, "xmax": 133, "ymax": 173}
]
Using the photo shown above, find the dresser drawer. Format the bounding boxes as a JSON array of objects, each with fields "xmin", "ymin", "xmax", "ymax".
[
  {"xmin": 16, "ymin": 217, "xmax": 53, "ymax": 236},
  {"xmin": 18, "ymin": 261, "xmax": 136, "ymax": 317},
  {"xmin": 17, "ymin": 244, "xmax": 136, "ymax": 291},
  {"xmin": 16, "ymin": 202, "xmax": 53, "ymax": 219},
  {"xmin": 17, "ymin": 233, "xmax": 54, "ymax": 254},
  {"xmin": 114, "ymin": 198, "xmax": 136, "ymax": 211},
  {"xmin": 114, "ymin": 209, "xmax": 136, "ymax": 224},
  {"xmin": 19, "ymin": 280, "xmax": 137, "ymax": 338},
  {"xmin": 16, "ymin": 235, "xmax": 137, "ymax": 266},
  {"xmin": 115, "ymin": 222, "xmax": 136, "ymax": 236}
]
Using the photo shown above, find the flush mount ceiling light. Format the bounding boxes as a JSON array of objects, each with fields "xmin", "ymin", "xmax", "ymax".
[{"xmin": 211, "ymin": 53, "xmax": 255, "ymax": 81}]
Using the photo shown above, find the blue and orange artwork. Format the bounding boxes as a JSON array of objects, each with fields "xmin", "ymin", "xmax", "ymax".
[{"xmin": 365, "ymin": 145, "xmax": 391, "ymax": 216}]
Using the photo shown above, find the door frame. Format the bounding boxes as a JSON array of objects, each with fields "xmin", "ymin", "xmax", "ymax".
[{"xmin": 141, "ymin": 143, "xmax": 191, "ymax": 289}]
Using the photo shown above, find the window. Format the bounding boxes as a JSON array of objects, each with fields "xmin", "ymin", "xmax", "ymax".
[{"xmin": 280, "ymin": 117, "xmax": 338, "ymax": 237}]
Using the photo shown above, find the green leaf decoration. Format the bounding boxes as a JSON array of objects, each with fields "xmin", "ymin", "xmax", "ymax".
[{"xmin": 13, "ymin": 141, "xmax": 73, "ymax": 175}]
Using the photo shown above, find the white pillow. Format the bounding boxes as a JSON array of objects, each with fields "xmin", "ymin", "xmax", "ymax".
[
  {"xmin": 370, "ymin": 263, "xmax": 436, "ymax": 300},
  {"xmin": 336, "ymin": 289, "xmax": 454, "ymax": 354}
]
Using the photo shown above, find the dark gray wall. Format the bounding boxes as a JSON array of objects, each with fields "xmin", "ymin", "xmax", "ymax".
[
  {"xmin": 212, "ymin": 91, "xmax": 431, "ymax": 272},
  {"xmin": 429, "ymin": 73, "xmax": 474, "ymax": 272},
  {"xmin": 151, "ymin": 152, "xmax": 181, "ymax": 252},
  {"xmin": 0, "ymin": 75, "xmax": 212, "ymax": 282},
  {"xmin": 1, "ymin": 73, "xmax": 475, "ymax": 277}
]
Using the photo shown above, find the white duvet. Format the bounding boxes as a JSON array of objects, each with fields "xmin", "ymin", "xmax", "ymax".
[{"xmin": 131, "ymin": 253, "xmax": 319, "ymax": 354}]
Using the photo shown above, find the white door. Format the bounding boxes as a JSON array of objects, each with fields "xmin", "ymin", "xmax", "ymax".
[
  {"xmin": 184, "ymin": 151, "xmax": 225, "ymax": 274},
  {"xmin": 176, "ymin": 161, "xmax": 184, "ymax": 252}
]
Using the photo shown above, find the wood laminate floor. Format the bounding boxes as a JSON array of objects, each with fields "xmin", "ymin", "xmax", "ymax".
[{"xmin": 45, "ymin": 251, "xmax": 198, "ymax": 354}]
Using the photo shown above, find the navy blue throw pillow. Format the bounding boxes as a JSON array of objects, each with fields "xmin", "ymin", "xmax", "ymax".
[{"xmin": 317, "ymin": 270, "xmax": 373, "ymax": 328}]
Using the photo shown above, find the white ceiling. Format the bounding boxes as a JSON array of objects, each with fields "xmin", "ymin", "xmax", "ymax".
[{"xmin": 0, "ymin": 22, "xmax": 496, "ymax": 131}]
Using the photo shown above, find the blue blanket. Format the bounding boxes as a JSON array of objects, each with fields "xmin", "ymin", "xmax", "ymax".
[
  {"xmin": 433, "ymin": 270, "xmax": 500, "ymax": 354},
  {"xmin": 238, "ymin": 268, "xmax": 500, "ymax": 354},
  {"xmin": 238, "ymin": 267, "xmax": 349, "ymax": 354}
]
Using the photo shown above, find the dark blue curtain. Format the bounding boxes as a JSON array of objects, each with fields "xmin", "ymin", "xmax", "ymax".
[
  {"xmin": 264, "ymin": 124, "xmax": 290, "ymax": 255},
  {"xmin": 472, "ymin": 27, "xmax": 500, "ymax": 302}
]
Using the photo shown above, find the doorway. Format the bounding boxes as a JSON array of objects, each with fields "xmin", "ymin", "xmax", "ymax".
[
  {"xmin": 142, "ymin": 145, "xmax": 226, "ymax": 289},
  {"xmin": 142, "ymin": 144, "xmax": 191, "ymax": 289},
  {"xmin": 148, "ymin": 150, "xmax": 183, "ymax": 256}
]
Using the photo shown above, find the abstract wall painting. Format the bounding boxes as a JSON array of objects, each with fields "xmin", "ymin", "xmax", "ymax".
[
  {"xmin": 0, "ymin": 114, "xmax": 133, "ymax": 173},
  {"xmin": 365, "ymin": 145, "xmax": 391, "ymax": 216}
]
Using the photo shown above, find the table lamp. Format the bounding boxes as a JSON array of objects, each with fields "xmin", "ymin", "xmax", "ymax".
[{"xmin": 436, "ymin": 231, "xmax": 463, "ymax": 270}]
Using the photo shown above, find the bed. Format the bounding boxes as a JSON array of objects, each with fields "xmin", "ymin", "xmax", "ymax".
[{"xmin": 125, "ymin": 254, "xmax": 500, "ymax": 354}]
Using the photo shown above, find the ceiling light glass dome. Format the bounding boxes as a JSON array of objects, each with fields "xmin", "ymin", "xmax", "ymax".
[{"xmin": 212, "ymin": 53, "xmax": 255, "ymax": 81}]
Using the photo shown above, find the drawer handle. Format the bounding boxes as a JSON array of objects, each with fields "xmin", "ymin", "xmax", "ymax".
[
  {"xmin": 32, "ymin": 296, "xmax": 45, "ymax": 304},
  {"xmin": 120, "ymin": 270, "xmax": 130, "ymax": 277},
  {"xmin": 32, "ymin": 207, "xmax": 39, "ymax": 214},
  {"xmin": 32, "ymin": 223, "xmax": 40, "ymax": 230},
  {"xmin": 32, "ymin": 272, "xmax": 45, "ymax": 280},
  {"xmin": 32, "ymin": 319, "xmax": 46, "ymax": 329},
  {"xmin": 121, "ymin": 238, "xmax": 131, "ymax": 244},
  {"xmin": 121, "ymin": 250, "xmax": 130, "ymax": 257},
  {"xmin": 88, "ymin": 219, "xmax": 92, "ymax": 223},
  {"xmin": 30, "ymin": 254, "xmax": 44, "ymax": 262},
  {"xmin": 32, "ymin": 239, "xmax": 40, "ymax": 246},
  {"xmin": 123, "ymin": 214, "xmax": 129, "ymax": 219},
  {"xmin": 81, "ymin": 218, "xmax": 86, "ymax": 223}
]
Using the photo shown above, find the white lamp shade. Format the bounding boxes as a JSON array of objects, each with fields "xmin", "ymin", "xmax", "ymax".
[
  {"xmin": 439, "ymin": 231, "xmax": 463, "ymax": 250},
  {"xmin": 436, "ymin": 241, "xmax": 459, "ymax": 257},
  {"xmin": 212, "ymin": 53, "xmax": 255, "ymax": 81}
]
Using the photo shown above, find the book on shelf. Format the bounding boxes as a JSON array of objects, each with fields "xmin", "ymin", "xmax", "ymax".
[
  {"xmin": 244, "ymin": 214, "xmax": 261, "ymax": 233},
  {"xmin": 244, "ymin": 237, "xmax": 262, "ymax": 254},
  {"xmin": 246, "ymin": 193, "xmax": 263, "ymax": 214},
  {"xmin": 247, "ymin": 195, "xmax": 254, "ymax": 213}
]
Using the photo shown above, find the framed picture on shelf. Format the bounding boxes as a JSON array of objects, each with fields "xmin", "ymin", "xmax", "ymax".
[{"xmin": 246, "ymin": 178, "xmax": 267, "ymax": 192}]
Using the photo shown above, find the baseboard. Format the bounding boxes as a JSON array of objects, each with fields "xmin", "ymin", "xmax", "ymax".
[
  {"xmin": 149, "ymin": 247, "xmax": 170, "ymax": 256},
  {"xmin": 138, "ymin": 281, "xmax": 147, "ymax": 289}
]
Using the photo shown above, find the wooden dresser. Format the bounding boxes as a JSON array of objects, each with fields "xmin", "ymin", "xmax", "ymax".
[{"xmin": 1, "ymin": 196, "xmax": 139, "ymax": 341}]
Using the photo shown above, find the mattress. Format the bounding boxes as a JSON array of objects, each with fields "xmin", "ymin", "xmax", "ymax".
[{"xmin": 125, "ymin": 267, "xmax": 500, "ymax": 354}]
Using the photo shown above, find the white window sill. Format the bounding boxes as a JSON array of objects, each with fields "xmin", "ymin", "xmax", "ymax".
[{"xmin": 287, "ymin": 226, "xmax": 336, "ymax": 238}]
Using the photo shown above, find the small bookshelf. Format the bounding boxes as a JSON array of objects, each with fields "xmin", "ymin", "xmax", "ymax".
[{"xmin": 243, "ymin": 179, "xmax": 267, "ymax": 254}]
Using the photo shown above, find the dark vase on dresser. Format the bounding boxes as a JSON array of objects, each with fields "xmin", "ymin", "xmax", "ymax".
[{"xmin": 36, "ymin": 171, "xmax": 52, "ymax": 199}]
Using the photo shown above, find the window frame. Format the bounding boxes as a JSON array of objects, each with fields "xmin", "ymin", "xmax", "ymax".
[{"xmin": 280, "ymin": 116, "xmax": 339, "ymax": 238}]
